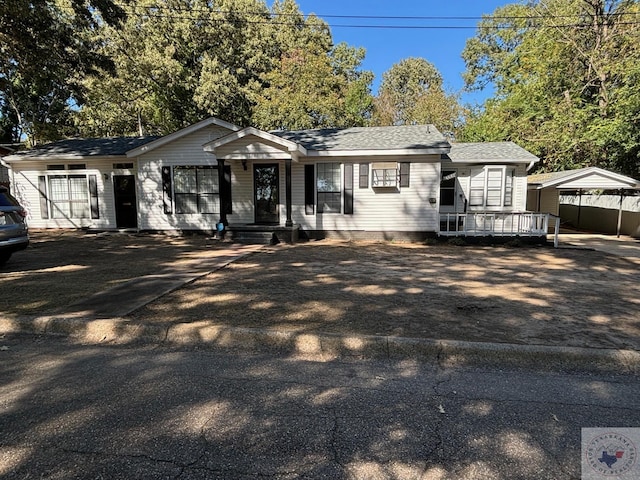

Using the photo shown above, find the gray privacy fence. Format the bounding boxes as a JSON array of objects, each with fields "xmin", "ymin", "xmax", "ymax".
[{"xmin": 559, "ymin": 193, "xmax": 640, "ymax": 237}]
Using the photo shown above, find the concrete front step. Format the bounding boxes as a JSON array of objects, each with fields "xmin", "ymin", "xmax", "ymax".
[
  {"xmin": 222, "ymin": 224, "xmax": 300, "ymax": 244},
  {"xmin": 231, "ymin": 231, "xmax": 277, "ymax": 245}
]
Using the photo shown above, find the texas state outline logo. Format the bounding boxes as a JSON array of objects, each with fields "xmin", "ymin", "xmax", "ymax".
[{"xmin": 583, "ymin": 429, "xmax": 638, "ymax": 478}]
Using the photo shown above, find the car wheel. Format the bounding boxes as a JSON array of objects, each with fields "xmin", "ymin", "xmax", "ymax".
[{"xmin": 0, "ymin": 252, "xmax": 11, "ymax": 266}]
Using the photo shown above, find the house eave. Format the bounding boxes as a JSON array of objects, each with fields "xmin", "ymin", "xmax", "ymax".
[{"xmin": 3, "ymin": 154, "xmax": 128, "ymax": 163}]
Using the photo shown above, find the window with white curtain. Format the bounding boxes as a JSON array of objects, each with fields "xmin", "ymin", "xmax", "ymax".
[{"xmin": 48, "ymin": 175, "xmax": 89, "ymax": 219}]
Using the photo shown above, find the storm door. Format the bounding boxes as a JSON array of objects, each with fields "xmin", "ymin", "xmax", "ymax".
[
  {"xmin": 113, "ymin": 175, "xmax": 138, "ymax": 229},
  {"xmin": 440, "ymin": 169, "xmax": 466, "ymax": 213},
  {"xmin": 253, "ymin": 164, "xmax": 279, "ymax": 224}
]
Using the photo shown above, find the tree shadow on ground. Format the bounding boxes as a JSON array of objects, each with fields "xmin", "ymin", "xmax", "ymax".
[{"xmin": 2, "ymin": 333, "xmax": 638, "ymax": 479}]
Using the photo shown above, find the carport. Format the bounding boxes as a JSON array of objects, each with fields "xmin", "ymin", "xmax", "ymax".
[{"xmin": 527, "ymin": 167, "xmax": 639, "ymax": 237}]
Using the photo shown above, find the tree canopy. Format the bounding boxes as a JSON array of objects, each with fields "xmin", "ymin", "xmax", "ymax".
[
  {"xmin": 461, "ymin": 0, "xmax": 640, "ymax": 178},
  {"xmin": 0, "ymin": 0, "xmax": 126, "ymax": 145},
  {"xmin": 372, "ymin": 58, "xmax": 462, "ymax": 135},
  {"xmin": 75, "ymin": 0, "xmax": 374, "ymax": 136}
]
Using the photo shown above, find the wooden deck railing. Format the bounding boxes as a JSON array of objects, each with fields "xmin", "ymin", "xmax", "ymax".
[{"xmin": 439, "ymin": 212, "xmax": 559, "ymax": 245}]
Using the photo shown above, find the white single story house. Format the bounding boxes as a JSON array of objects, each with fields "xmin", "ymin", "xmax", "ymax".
[{"xmin": 3, "ymin": 117, "xmax": 546, "ymax": 242}]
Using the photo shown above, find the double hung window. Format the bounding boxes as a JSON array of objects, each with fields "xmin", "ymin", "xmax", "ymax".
[
  {"xmin": 48, "ymin": 175, "xmax": 90, "ymax": 219},
  {"xmin": 316, "ymin": 163, "xmax": 341, "ymax": 213},
  {"xmin": 173, "ymin": 166, "xmax": 219, "ymax": 214},
  {"xmin": 469, "ymin": 167, "xmax": 515, "ymax": 208}
]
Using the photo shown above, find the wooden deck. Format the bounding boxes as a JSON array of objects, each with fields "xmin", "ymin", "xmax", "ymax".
[{"xmin": 439, "ymin": 212, "xmax": 560, "ymax": 245}]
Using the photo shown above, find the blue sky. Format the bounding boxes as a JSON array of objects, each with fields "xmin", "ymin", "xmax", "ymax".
[{"xmin": 293, "ymin": 0, "xmax": 510, "ymax": 106}]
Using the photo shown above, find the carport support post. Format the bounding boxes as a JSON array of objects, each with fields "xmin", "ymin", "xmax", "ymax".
[
  {"xmin": 617, "ymin": 189, "xmax": 624, "ymax": 238},
  {"xmin": 577, "ymin": 189, "xmax": 582, "ymax": 229},
  {"xmin": 217, "ymin": 158, "xmax": 228, "ymax": 227}
]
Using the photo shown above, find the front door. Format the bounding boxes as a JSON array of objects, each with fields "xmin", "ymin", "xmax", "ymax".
[
  {"xmin": 439, "ymin": 169, "xmax": 465, "ymax": 232},
  {"xmin": 254, "ymin": 164, "xmax": 279, "ymax": 224},
  {"xmin": 440, "ymin": 169, "xmax": 465, "ymax": 214},
  {"xmin": 113, "ymin": 175, "xmax": 138, "ymax": 229}
]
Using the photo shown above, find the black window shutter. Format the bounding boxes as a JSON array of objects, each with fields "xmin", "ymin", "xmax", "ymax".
[
  {"xmin": 304, "ymin": 164, "xmax": 315, "ymax": 215},
  {"xmin": 399, "ymin": 162, "xmax": 410, "ymax": 187},
  {"xmin": 344, "ymin": 163, "xmax": 354, "ymax": 214},
  {"xmin": 161, "ymin": 166, "xmax": 172, "ymax": 213},
  {"xmin": 38, "ymin": 176, "xmax": 49, "ymax": 219},
  {"xmin": 222, "ymin": 165, "xmax": 232, "ymax": 214},
  {"xmin": 359, "ymin": 163, "xmax": 369, "ymax": 188},
  {"xmin": 89, "ymin": 174, "xmax": 99, "ymax": 219}
]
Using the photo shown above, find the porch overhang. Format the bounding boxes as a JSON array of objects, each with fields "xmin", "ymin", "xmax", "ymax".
[{"xmin": 202, "ymin": 126, "xmax": 307, "ymax": 159}]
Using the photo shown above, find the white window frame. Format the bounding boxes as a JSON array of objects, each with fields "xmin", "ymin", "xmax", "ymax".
[
  {"xmin": 468, "ymin": 166, "xmax": 516, "ymax": 210},
  {"xmin": 46, "ymin": 173, "xmax": 91, "ymax": 219}
]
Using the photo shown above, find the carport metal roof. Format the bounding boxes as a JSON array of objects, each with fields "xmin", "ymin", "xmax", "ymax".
[{"xmin": 528, "ymin": 167, "xmax": 639, "ymax": 190}]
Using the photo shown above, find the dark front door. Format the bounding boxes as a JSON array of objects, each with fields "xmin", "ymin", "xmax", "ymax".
[
  {"xmin": 114, "ymin": 175, "xmax": 138, "ymax": 229},
  {"xmin": 254, "ymin": 164, "xmax": 279, "ymax": 224}
]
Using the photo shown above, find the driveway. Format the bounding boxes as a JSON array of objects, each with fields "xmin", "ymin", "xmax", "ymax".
[
  {"xmin": 558, "ymin": 232, "xmax": 640, "ymax": 265},
  {"xmin": 2, "ymin": 231, "xmax": 638, "ymax": 353}
]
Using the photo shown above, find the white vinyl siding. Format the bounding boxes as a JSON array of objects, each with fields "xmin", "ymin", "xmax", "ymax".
[
  {"xmin": 10, "ymin": 161, "xmax": 115, "ymax": 229},
  {"xmin": 136, "ymin": 125, "xmax": 234, "ymax": 230},
  {"xmin": 291, "ymin": 157, "xmax": 441, "ymax": 233}
]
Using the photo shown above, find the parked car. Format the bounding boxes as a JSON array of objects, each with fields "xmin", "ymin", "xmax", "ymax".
[{"xmin": 0, "ymin": 186, "xmax": 29, "ymax": 265}]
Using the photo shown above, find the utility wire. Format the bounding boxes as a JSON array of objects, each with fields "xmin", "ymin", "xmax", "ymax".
[{"xmin": 99, "ymin": 4, "xmax": 640, "ymax": 29}]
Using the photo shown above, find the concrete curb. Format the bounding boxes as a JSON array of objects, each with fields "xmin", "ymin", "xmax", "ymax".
[{"xmin": 2, "ymin": 316, "xmax": 638, "ymax": 374}]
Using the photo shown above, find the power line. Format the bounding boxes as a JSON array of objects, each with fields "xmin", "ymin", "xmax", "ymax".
[
  {"xmin": 112, "ymin": 3, "xmax": 640, "ymax": 21},
  {"xmin": 99, "ymin": 6, "xmax": 640, "ymax": 30}
]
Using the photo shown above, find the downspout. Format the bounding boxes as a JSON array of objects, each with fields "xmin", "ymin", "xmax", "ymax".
[{"xmin": 217, "ymin": 158, "xmax": 227, "ymax": 228}]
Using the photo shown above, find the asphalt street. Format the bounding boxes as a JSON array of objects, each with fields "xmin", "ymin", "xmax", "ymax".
[{"xmin": 1, "ymin": 333, "xmax": 639, "ymax": 479}]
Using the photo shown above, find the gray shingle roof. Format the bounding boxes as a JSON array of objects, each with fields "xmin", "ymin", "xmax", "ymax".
[
  {"xmin": 273, "ymin": 125, "xmax": 450, "ymax": 151},
  {"xmin": 445, "ymin": 142, "xmax": 539, "ymax": 162},
  {"xmin": 7, "ymin": 136, "xmax": 160, "ymax": 159}
]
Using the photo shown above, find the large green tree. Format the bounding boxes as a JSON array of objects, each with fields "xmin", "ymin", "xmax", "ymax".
[
  {"xmin": 252, "ymin": 41, "xmax": 374, "ymax": 130},
  {"xmin": 77, "ymin": 0, "xmax": 373, "ymax": 135},
  {"xmin": 76, "ymin": 0, "xmax": 276, "ymax": 136},
  {"xmin": 372, "ymin": 57, "xmax": 462, "ymax": 134},
  {"xmin": 461, "ymin": 0, "xmax": 640, "ymax": 178},
  {"xmin": 0, "ymin": 0, "xmax": 126, "ymax": 145}
]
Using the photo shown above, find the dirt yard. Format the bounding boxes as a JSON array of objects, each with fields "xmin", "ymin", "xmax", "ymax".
[
  {"xmin": 3, "ymin": 231, "xmax": 638, "ymax": 350},
  {"xmin": 0, "ymin": 230, "xmax": 221, "ymax": 317},
  {"xmin": 130, "ymin": 241, "xmax": 640, "ymax": 351}
]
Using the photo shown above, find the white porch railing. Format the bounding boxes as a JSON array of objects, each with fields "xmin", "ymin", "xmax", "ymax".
[{"xmin": 439, "ymin": 212, "xmax": 555, "ymax": 238}]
